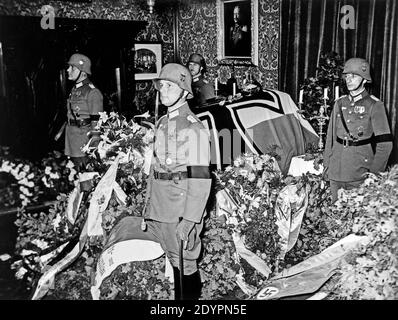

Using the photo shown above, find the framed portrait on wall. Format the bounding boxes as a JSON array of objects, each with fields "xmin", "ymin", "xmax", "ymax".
[
  {"xmin": 134, "ymin": 42, "xmax": 162, "ymax": 81},
  {"xmin": 217, "ymin": 0, "xmax": 258, "ymax": 64}
]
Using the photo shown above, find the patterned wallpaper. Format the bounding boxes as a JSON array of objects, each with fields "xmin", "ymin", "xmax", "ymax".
[
  {"xmin": 177, "ymin": 0, "xmax": 280, "ymax": 89},
  {"xmin": 0, "ymin": 0, "xmax": 280, "ymax": 110},
  {"xmin": 0, "ymin": 0, "xmax": 175, "ymax": 112}
]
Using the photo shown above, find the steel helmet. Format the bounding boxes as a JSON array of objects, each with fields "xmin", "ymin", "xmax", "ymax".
[
  {"xmin": 187, "ymin": 53, "xmax": 207, "ymax": 73},
  {"xmin": 153, "ymin": 63, "xmax": 193, "ymax": 99},
  {"xmin": 68, "ymin": 53, "xmax": 92, "ymax": 75},
  {"xmin": 343, "ymin": 58, "xmax": 372, "ymax": 82}
]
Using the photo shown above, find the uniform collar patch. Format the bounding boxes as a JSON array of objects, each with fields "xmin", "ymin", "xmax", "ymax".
[
  {"xmin": 187, "ymin": 115, "xmax": 197, "ymax": 123},
  {"xmin": 192, "ymin": 75, "xmax": 201, "ymax": 82},
  {"xmin": 168, "ymin": 109, "xmax": 179, "ymax": 119},
  {"xmin": 168, "ymin": 101, "xmax": 188, "ymax": 113}
]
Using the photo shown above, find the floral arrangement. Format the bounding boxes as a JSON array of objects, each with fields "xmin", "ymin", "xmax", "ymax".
[
  {"xmin": 10, "ymin": 111, "xmax": 240, "ymax": 300},
  {"xmin": 329, "ymin": 168, "xmax": 398, "ymax": 300},
  {"xmin": 8, "ymin": 109, "xmax": 397, "ymax": 300},
  {"xmin": 0, "ymin": 147, "xmax": 76, "ymax": 209},
  {"xmin": 215, "ymin": 153, "xmax": 283, "ymax": 268}
]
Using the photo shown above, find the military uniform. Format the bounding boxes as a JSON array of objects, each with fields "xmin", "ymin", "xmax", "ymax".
[
  {"xmin": 107, "ymin": 102, "xmax": 211, "ymax": 276},
  {"xmin": 65, "ymin": 78, "xmax": 103, "ymax": 158},
  {"xmin": 146, "ymin": 101, "xmax": 211, "ymax": 274},
  {"xmin": 324, "ymin": 90, "xmax": 392, "ymax": 201},
  {"xmin": 190, "ymin": 75, "xmax": 215, "ymax": 108}
]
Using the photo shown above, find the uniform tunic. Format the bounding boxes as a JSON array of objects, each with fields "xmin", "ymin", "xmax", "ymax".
[
  {"xmin": 65, "ymin": 78, "xmax": 103, "ymax": 157},
  {"xmin": 324, "ymin": 90, "xmax": 392, "ymax": 182},
  {"xmin": 105, "ymin": 102, "xmax": 212, "ymax": 275},
  {"xmin": 190, "ymin": 75, "xmax": 215, "ymax": 108}
]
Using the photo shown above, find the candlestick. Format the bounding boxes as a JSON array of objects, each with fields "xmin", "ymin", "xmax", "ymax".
[
  {"xmin": 299, "ymin": 89, "xmax": 304, "ymax": 104},
  {"xmin": 309, "ymin": 97, "xmax": 330, "ymax": 151},
  {"xmin": 214, "ymin": 77, "xmax": 218, "ymax": 91},
  {"xmin": 233, "ymin": 82, "xmax": 236, "ymax": 96},
  {"xmin": 335, "ymin": 85, "xmax": 339, "ymax": 100}
]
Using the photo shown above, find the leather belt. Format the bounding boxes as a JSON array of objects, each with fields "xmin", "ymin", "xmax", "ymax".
[
  {"xmin": 153, "ymin": 171, "xmax": 188, "ymax": 180},
  {"xmin": 67, "ymin": 118, "xmax": 91, "ymax": 126},
  {"xmin": 336, "ymin": 136, "xmax": 372, "ymax": 147}
]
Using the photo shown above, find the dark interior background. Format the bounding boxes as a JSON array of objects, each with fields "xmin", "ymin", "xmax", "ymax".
[{"xmin": 0, "ymin": 15, "xmax": 146, "ymax": 160}]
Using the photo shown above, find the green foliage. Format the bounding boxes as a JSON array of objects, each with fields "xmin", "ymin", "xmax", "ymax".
[
  {"xmin": 300, "ymin": 52, "xmax": 345, "ymax": 132},
  {"xmin": 10, "ymin": 109, "xmax": 398, "ymax": 300},
  {"xmin": 200, "ymin": 213, "xmax": 239, "ymax": 299},
  {"xmin": 329, "ymin": 168, "xmax": 398, "ymax": 300}
]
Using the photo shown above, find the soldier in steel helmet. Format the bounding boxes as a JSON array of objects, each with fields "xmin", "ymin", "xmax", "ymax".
[
  {"xmin": 324, "ymin": 57, "xmax": 392, "ymax": 202},
  {"xmin": 187, "ymin": 53, "xmax": 215, "ymax": 109},
  {"xmin": 65, "ymin": 53, "xmax": 103, "ymax": 171},
  {"xmin": 104, "ymin": 63, "xmax": 212, "ymax": 300}
]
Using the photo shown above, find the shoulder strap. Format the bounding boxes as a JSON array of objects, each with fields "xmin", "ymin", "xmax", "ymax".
[{"xmin": 338, "ymin": 102, "xmax": 355, "ymax": 140}]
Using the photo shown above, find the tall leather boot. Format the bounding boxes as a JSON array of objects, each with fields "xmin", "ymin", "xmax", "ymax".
[
  {"xmin": 182, "ymin": 270, "xmax": 202, "ymax": 300},
  {"xmin": 173, "ymin": 267, "xmax": 181, "ymax": 300}
]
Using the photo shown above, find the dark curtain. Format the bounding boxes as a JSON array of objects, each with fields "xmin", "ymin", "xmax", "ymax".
[{"xmin": 280, "ymin": 0, "xmax": 398, "ymax": 164}]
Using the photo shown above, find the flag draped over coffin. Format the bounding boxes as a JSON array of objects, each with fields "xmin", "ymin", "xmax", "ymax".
[{"xmin": 196, "ymin": 90, "xmax": 319, "ymax": 174}]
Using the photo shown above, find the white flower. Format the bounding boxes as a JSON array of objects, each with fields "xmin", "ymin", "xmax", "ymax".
[
  {"xmin": 23, "ymin": 164, "xmax": 30, "ymax": 172},
  {"xmin": 233, "ymin": 159, "xmax": 240, "ymax": 167},
  {"xmin": 143, "ymin": 129, "xmax": 155, "ymax": 145},
  {"xmin": 0, "ymin": 254, "xmax": 11, "ymax": 261},
  {"xmin": 66, "ymin": 160, "xmax": 75, "ymax": 169},
  {"xmin": 32, "ymin": 239, "xmax": 49, "ymax": 250},
  {"xmin": 16, "ymin": 171, "xmax": 27, "ymax": 180},
  {"xmin": 239, "ymin": 169, "xmax": 248, "ymax": 177},
  {"xmin": 19, "ymin": 177, "xmax": 29, "ymax": 186},
  {"xmin": 42, "ymin": 176, "xmax": 51, "ymax": 188},
  {"xmin": 21, "ymin": 197, "xmax": 29, "ymax": 207},
  {"xmin": 251, "ymin": 197, "xmax": 261, "ymax": 209},
  {"xmin": 21, "ymin": 249, "xmax": 37, "ymax": 256},
  {"xmin": 50, "ymin": 214, "xmax": 61, "ymax": 230},
  {"xmin": 248, "ymin": 172, "xmax": 256, "ymax": 182},
  {"xmin": 131, "ymin": 122, "xmax": 141, "ymax": 133},
  {"xmin": 15, "ymin": 267, "xmax": 28, "ymax": 279},
  {"xmin": 1, "ymin": 160, "xmax": 12, "ymax": 172},
  {"xmin": 98, "ymin": 111, "xmax": 109, "ymax": 123},
  {"xmin": 49, "ymin": 172, "xmax": 60, "ymax": 179},
  {"xmin": 68, "ymin": 168, "xmax": 77, "ymax": 182},
  {"xmin": 27, "ymin": 173, "xmax": 34, "ymax": 179},
  {"xmin": 45, "ymin": 166, "xmax": 52, "ymax": 175}
]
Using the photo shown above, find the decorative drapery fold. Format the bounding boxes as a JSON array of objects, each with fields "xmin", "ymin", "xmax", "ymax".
[{"xmin": 280, "ymin": 0, "xmax": 398, "ymax": 163}]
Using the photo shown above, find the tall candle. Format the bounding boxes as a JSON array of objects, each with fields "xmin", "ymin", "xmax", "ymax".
[
  {"xmin": 299, "ymin": 89, "xmax": 304, "ymax": 104},
  {"xmin": 214, "ymin": 77, "xmax": 218, "ymax": 91},
  {"xmin": 335, "ymin": 85, "xmax": 339, "ymax": 100},
  {"xmin": 323, "ymin": 88, "xmax": 328, "ymax": 99},
  {"xmin": 233, "ymin": 82, "xmax": 236, "ymax": 96},
  {"xmin": 115, "ymin": 67, "xmax": 121, "ymax": 109}
]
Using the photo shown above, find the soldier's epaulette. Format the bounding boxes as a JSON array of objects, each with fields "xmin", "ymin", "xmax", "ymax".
[
  {"xmin": 370, "ymin": 95, "xmax": 380, "ymax": 101},
  {"xmin": 336, "ymin": 95, "xmax": 347, "ymax": 101},
  {"xmin": 187, "ymin": 115, "xmax": 198, "ymax": 124},
  {"xmin": 88, "ymin": 83, "xmax": 96, "ymax": 89},
  {"xmin": 203, "ymin": 79, "xmax": 208, "ymax": 84}
]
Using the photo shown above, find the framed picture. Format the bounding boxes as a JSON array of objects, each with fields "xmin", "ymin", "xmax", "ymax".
[
  {"xmin": 216, "ymin": 0, "xmax": 258, "ymax": 64},
  {"xmin": 134, "ymin": 42, "xmax": 162, "ymax": 81}
]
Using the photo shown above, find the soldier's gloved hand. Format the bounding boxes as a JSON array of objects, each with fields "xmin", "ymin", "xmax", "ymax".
[{"xmin": 176, "ymin": 219, "xmax": 196, "ymax": 250}]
